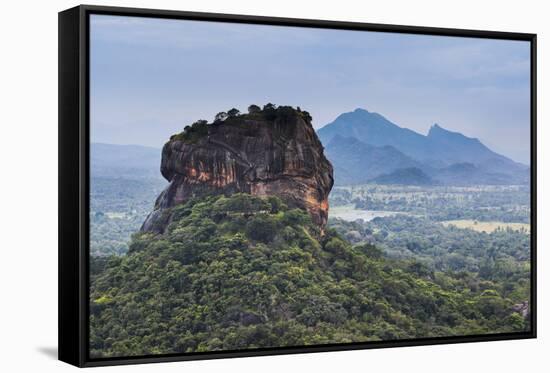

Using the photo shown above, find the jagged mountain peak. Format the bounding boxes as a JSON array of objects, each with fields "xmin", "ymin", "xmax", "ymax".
[
  {"xmin": 340, "ymin": 108, "xmax": 395, "ymax": 124},
  {"xmin": 428, "ymin": 123, "xmax": 481, "ymax": 143},
  {"xmin": 428, "ymin": 123, "xmax": 443, "ymax": 133}
]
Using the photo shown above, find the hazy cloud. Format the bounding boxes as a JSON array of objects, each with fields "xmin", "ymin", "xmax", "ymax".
[{"xmin": 90, "ymin": 14, "xmax": 531, "ymax": 163}]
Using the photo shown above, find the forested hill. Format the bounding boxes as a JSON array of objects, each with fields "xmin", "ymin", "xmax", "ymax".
[{"xmin": 90, "ymin": 193, "xmax": 528, "ymax": 358}]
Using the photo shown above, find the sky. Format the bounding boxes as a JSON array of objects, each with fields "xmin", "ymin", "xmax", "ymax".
[{"xmin": 90, "ymin": 14, "xmax": 531, "ymax": 164}]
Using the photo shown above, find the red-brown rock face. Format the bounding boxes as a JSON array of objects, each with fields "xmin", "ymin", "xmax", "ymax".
[{"xmin": 141, "ymin": 106, "xmax": 334, "ymax": 233}]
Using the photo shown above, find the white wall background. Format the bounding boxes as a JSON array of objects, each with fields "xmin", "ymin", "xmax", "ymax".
[{"xmin": 0, "ymin": 0, "xmax": 547, "ymax": 371}]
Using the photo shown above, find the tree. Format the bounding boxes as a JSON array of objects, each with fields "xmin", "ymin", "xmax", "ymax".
[
  {"xmin": 301, "ymin": 110, "xmax": 312, "ymax": 122},
  {"xmin": 246, "ymin": 214, "xmax": 279, "ymax": 243},
  {"xmin": 263, "ymin": 103, "xmax": 276, "ymax": 111},
  {"xmin": 227, "ymin": 108, "xmax": 241, "ymax": 117},
  {"xmin": 324, "ymin": 237, "xmax": 348, "ymax": 256},
  {"xmin": 263, "ymin": 103, "xmax": 277, "ymax": 120},
  {"xmin": 267, "ymin": 196, "xmax": 286, "ymax": 213},
  {"xmin": 247, "ymin": 104, "xmax": 261, "ymax": 114},
  {"xmin": 276, "ymin": 106, "xmax": 295, "ymax": 122},
  {"xmin": 356, "ymin": 243, "xmax": 383, "ymax": 259},
  {"xmin": 214, "ymin": 112, "xmax": 228, "ymax": 122}
]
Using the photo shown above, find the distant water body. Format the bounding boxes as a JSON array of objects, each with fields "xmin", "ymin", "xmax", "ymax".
[{"xmin": 329, "ymin": 205, "xmax": 405, "ymax": 222}]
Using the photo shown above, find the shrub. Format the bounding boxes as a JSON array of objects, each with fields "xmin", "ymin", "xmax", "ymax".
[{"xmin": 246, "ymin": 214, "xmax": 279, "ymax": 243}]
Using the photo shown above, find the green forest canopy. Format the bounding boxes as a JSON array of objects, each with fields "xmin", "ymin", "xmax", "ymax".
[
  {"xmin": 170, "ymin": 104, "xmax": 312, "ymax": 144},
  {"xmin": 90, "ymin": 193, "xmax": 529, "ymax": 358}
]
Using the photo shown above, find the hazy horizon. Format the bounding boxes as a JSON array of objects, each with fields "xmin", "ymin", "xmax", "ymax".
[
  {"xmin": 90, "ymin": 15, "xmax": 531, "ymax": 164},
  {"xmin": 91, "ymin": 105, "xmax": 531, "ymax": 167}
]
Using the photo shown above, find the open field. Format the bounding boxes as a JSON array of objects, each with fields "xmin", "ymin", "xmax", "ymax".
[
  {"xmin": 329, "ymin": 204, "xmax": 406, "ymax": 221},
  {"xmin": 441, "ymin": 219, "xmax": 530, "ymax": 233},
  {"xmin": 329, "ymin": 183, "xmax": 530, "ymax": 224}
]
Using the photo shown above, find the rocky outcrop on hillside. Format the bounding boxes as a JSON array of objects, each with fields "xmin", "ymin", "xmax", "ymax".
[
  {"xmin": 141, "ymin": 105, "xmax": 334, "ymax": 233},
  {"xmin": 512, "ymin": 301, "xmax": 530, "ymax": 319}
]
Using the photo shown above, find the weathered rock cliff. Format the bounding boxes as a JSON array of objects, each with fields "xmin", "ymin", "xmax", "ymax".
[{"xmin": 141, "ymin": 105, "xmax": 334, "ymax": 233}]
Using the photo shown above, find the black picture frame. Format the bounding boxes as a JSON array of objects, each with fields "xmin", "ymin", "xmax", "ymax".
[{"xmin": 59, "ymin": 4, "xmax": 537, "ymax": 367}]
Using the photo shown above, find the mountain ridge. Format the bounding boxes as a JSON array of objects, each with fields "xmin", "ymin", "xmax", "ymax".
[
  {"xmin": 318, "ymin": 108, "xmax": 529, "ymax": 185},
  {"xmin": 318, "ymin": 108, "xmax": 525, "ymax": 166},
  {"xmin": 324, "ymin": 135, "xmax": 429, "ymax": 185},
  {"xmin": 370, "ymin": 167, "xmax": 436, "ymax": 186}
]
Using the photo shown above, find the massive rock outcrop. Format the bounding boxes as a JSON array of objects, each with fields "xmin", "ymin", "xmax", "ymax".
[{"xmin": 141, "ymin": 105, "xmax": 334, "ymax": 233}]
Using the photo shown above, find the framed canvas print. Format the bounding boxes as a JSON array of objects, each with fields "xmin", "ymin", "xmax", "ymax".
[{"xmin": 58, "ymin": 5, "xmax": 537, "ymax": 367}]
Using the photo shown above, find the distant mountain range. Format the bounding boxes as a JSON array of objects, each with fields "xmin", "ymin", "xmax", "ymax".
[
  {"xmin": 324, "ymin": 135, "xmax": 426, "ymax": 185},
  {"xmin": 371, "ymin": 167, "xmax": 435, "ymax": 186},
  {"xmin": 318, "ymin": 108, "xmax": 529, "ymax": 186},
  {"xmin": 91, "ymin": 107, "xmax": 529, "ymax": 187},
  {"xmin": 91, "ymin": 143, "xmax": 162, "ymax": 179}
]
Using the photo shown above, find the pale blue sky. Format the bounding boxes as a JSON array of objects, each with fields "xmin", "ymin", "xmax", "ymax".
[{"xmin": 90, "ymin": 14, "xmax": 531, "ymax": 163}]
